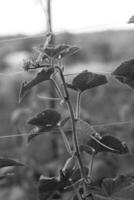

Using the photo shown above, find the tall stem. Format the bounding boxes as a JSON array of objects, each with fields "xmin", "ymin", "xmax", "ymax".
[
  {"xmin": 47, "ymin": 0, "xmax": 52, "ymax": 33},
  {"xmin": 57, "ymin": 67, "xmax": 87, "ymax": 181},
  {"xmin": 75, "ymin": 91, "xmax": 81, "ymax": 119}
]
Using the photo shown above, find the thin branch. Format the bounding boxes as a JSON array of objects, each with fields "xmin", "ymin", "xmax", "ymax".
[
  {"xmin": 50, "ymin": 78, "xmax": 64, "ymax": 99},
  {"xmin": 59, "ymin": 127, "xmax": 72, "ymax": 155},
  {"xmin": 88, "ymin": 153, "xmax": 95, "ymax": 178},
  {"xmin": 75, "ymin": 91, "xmax": 81, "ymax": 119},
  {"xmin": 57, "ymin": 67, "xmax": 87, "ymax": 181}
]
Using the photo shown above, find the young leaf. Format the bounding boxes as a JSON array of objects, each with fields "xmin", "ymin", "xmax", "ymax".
[
  {"xmin": 62, "ymin": 156, "xmax": 76, "ymax": 178},
  {"xmin": 87, "ymin": 174, "xmax": 134, "ymax": 200},
  {"xmin": 112, "ymin": 59, "xmax": 134, "ymax": 89},
  {"xmin": 128, "ymin": 15, "xmax": 134, "ymax": 23},
  {"xmin": 67, "ymin": 70, "xmax": 107, "ymax": 92},
  {"xmin": 87, "ymin": 135, "xmax": 128, "ymax": 154},
  {"xmin": 55, "ymin": 46, "xmax": 80, "ymax": 59},
  {"xmin": 28, "ymin": 109, "xmax": 61, "ymax": 129},
  {"xmin": 0, "ymin": 158, "xmax": 24, "ymax": 168},
  {"xmin": 53, "ymin": 44, "xmax": 70, "ymax": 58},
  {"xmin": 19, "ymin": 67, "xmax": 54, "ymax": 102}
]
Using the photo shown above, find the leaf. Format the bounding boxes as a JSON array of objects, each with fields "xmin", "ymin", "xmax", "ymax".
[
  {"xmin": 70, "ymin": 167, "xmax": 89, "ymax": 183},
  {"xmin": 87, "ymin": 174, "xmax": 134, "ymax": 200},
  {"xmin": 41, "ymin": 44, "xmax": 79, "ymax": 59},
  {"xmin": 87, "ymin": 135, "xmax": 129, "ymax": 154},
  {"xmin": 28, "ymin": 109, "xmax": 61, "ymax": 129},
  {"xmin": 56, "ymin": 46, "xmax": 80, "ymax": 59},
  {"xmin": 62, "ymin": 156, "xmax": 76, "ymax": 178},
  {"xmin": 67, "ymin": 70, "xmax": 107, "ymax": 92},
  {"xmin": 59, "ymin": 116, "xmax": 71, "ymax": 127},
  {"xmin": 0, "ymin": 158, "xmax": 24, "ymax": 168},
  {"xmin": 76, "ymin": 120, "xmax": 97, "ymax": 146},
  {"xmin": 40, "ymin": 44, "xmax": 68, "ymax": 58},
  {"xmin": 53, "ymin": 44, "xmax": 71, "ymax": 58},
  {"xmin": 112, "ymin": 59, "xmax": 134, "ymax": 89},
  {"xmin": 38, "ymin": 177, "xmax": 60, "ymax": 200},
  {"xmin": 79, "ymin": 144, "xmax": 95, "ymax": 155},
  {"xmin": 19, "ymin": 67, "xmax": 54, "ymax": 102},
  {"xmin": 128, "ymin": 15, "xmax": 134, "ymax": 23}
]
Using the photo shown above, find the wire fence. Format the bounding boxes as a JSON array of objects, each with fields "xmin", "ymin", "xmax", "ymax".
[
  {"xmin": 0, "ymin": 119, "xmax": 133, "ymax": 139},
  {"xmin": 0, "ymin": 22, "xmax": 134, "ymax": 44},
  {"xmin": 0, "ymin": 22, "xmax": 133, "ymax": 140}
]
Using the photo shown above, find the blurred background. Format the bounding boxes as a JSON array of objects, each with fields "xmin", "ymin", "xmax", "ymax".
[{"xmin": 1, "ymin": 0, "xmax": 134, "ymax": 199}]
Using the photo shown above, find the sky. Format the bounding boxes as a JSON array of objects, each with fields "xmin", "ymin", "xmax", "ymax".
[{"xmin": 0, "ymin": 0, "xmax": 134, "ymax": 35}]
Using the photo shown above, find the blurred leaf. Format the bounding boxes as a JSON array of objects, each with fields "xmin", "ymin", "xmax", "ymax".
[
  {"xmin": 87, "ymin": 135, "xmax": 128, "ymax": 154},
  {"xmin": 87, "ymin": 174, "xmax": 134, "ymax": 200},
  {"xmin": 38, "ymin": 166, "xmax": 87, "ymax": 200},
  {"xmin": 19, "ymin": 67, "xmax": 54, "ymax": 102},
  {"xmin": 38, "ymin": 177, "xmax": 60, "ymax": 200},
  {"xmin": 0, "ymin": 158, "xmax": 24, "ymax": 168},
  {"xmin": 76, "ymin": 120, "xmax": 97, "ymax": 146},
  {"xmin": 40, "ymin": 44, "xmax": 79, "ymax": 59},
  {"xmin": 56, "ymin": 46, "xmax": 80, "ymax": 59},
  {"xmin": 67, "ymin": 70, "xmax": 107, "ymax": 92},
  {"xmin": 79, "ymin": 144, "xmax": 95, "ymax": 155},
  {"xmin": 112, "ymin": 59, "xmax": 134, "ymax": 89},
  {"xmin": 28, "ymin": 109, "xmax": 61, "ymax": 128},
  {"xmin": 27, "ymin": 127, "xmax": 40, "ymax": 143},
  {"xmin": 27, "ymin": 110, "xmax": 61, "ymax": 142},
  {"xmin": 128, "ymin": 15, "xmax": 134, "ymax": 23},
  {"xmin": 59, "ymin": 116, "xmax": 71, "ymax": 127},
  {"xmin": 70, "ymin": 167, "xmax": 89, "ymax": 183}
]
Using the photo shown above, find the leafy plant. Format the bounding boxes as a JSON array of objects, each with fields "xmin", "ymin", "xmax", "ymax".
[
  {"xmin": 16, "ymin": 29, "xmax": 134, "ymax": 199},
  {"xmin": 3, "ymin": 2, "xmax": 134, "ymax": 200}
]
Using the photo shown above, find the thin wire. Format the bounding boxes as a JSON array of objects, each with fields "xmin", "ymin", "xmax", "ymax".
[
  {"xmin": 0, "ymin": 22, "xmax": 131, "ymax": 44},
  {"xmin": 0, "ymin": 119, "xmax": 134, "ymax": 139},
  {"xmin": 0, "ymin": 70, "xmax": 112, "ymax": 78},
  {"xmin": 0, "ymin": 34, "xmax": 45, "ymax": 44}
]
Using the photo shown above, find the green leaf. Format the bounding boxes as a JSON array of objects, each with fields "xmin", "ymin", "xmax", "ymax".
[
  {"xmin": 0, "ymin": 158, "xmax": 24, "ymax": 168},
  {"xmin": 19, "ymin": 67, "xmax": 54, "ymax": 102},
  {"xmin": 128, "ymin": 15, "xmax": 134, "ymax": 23},
  {"xmin": 87, "ymin": 174, "xmax": 134, "ymax": 200},
  {"xmin": 87, "ymin": 135, "xmax": 129, "ymax": 154},
  {"xmin": 67, "ymin": 70, "xmax": 107, "ymax": 92},
  {"xmin": 28, "ymin": 109, "xmax": 61, "ymax": 128},
  {"xmin": 112, "ymin": 59, "xmax": 134, "ymax": 89}
]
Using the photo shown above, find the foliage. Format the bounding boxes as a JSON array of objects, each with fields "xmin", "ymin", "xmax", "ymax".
[
  {"xmin": 1, "ymin": 8, "xmax": 134, "ymax": 200},
  {"xmin": 10, "ymin": 29, "xmax": 134, "ymax": 200}
]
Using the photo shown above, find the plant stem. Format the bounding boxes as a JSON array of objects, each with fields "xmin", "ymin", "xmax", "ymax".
[
  {"xmin": 51, "ymin": 78, "xmax": 64, "ymax": 99},
  {"xmin": 75, "ymin": 91, "xmax": 81, "ymax": 119},
  {"xmin": 59, "ymin": 127, "xmax": 72, "ymax": 155},
  {"xmin": 47, "ymin": 0, "xmax": 52, "ymax": 33},
  {"xmin": 57, "ymin": 67, "xmax": 87, "ymax": 181},
  {"xmin": 88, "ymin": 153, "xmax": 95, "ymax": 178}
]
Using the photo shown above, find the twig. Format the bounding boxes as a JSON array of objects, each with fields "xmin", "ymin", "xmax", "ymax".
[{"xmin": 57, "ymin": 67, "xmax": 87, "ymax": 181}]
